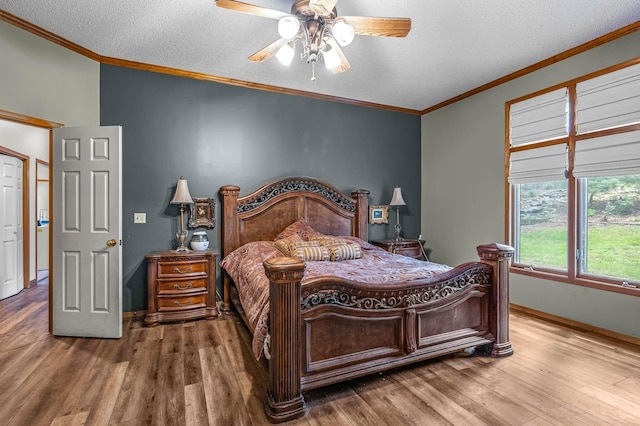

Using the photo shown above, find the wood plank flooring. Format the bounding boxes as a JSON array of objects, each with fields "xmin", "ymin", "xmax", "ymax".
[{"xmin": 1, "ymin": 281, "xmax": 639, "ymax": 425}]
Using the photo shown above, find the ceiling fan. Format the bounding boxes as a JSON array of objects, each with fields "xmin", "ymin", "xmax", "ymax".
[{"xmin": 215, "ymin": 0, "xmax": 411, "ymax": 80}]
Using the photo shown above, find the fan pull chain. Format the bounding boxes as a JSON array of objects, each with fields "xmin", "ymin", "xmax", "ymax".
[{"xmin": 311, "ymin": 61, "xmax": 316, "ymax": 81}]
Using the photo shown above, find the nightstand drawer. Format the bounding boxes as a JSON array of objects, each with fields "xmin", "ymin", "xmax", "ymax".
[
  {"xmin": 370, "ymin": 239, "xmax": 426, "ymax": 261},
  {"xmin": 392, "ymin": 245, "xmax": 423, "ymax": 259},
  {"xmin": 158, "ymin": 294, "xmax": 206, "ymax": 311},
  {"xmin": 145, "ymin": 250, "xmax": 219, "ymax": 326},
  {"xmin": 157, "ymin": 278, "xmax": 207, "ymax": 294},
  {"xmin": 157, "ymin": 260, "xmax": 207, "ymax": 277}
]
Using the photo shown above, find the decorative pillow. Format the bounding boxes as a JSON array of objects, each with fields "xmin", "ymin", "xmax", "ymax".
[
  {"xmin": 326, "ymin": 243, "xmax": 362, "ymax": 261},
  {"xmin": 291, "ymin": 245, "xmax": 330, "ymax": 261},
  {"xmin": 337, "ymin": 235, "xmax": 379, "ymax": 250},
  {"xmin": 274, "ymin": 233, "xmax": 313, "ymax": 256},
  {"xmin": 274, "ymin": 218, "xmax": 319, "ymax": 241},
  {"xmin": 308, "ymin": 234, "xmax": 352, "ymax": 247}
]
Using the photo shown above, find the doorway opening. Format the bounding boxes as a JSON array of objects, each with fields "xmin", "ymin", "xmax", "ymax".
[{"xmin": 36, "ymin": 159, "xmax": 50, "ymax": 283}]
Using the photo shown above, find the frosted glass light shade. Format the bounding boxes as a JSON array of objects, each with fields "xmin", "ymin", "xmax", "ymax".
[
  {"xmin": 278, "ymin": 16, "xmax": 300, "ymax": 40},
  {"xmin": 332, "ymin": 19, "xmax": 354, "ymax": 46},
  {"xmin": 323, "ymin": 46, "xmax": 341, "ymax": 70},
  {"xmin": 275, "ymin": 43, "xmax": 295, "ymax": 66},
  {"xmin": 389, "ymin": 187, "xmax": 406, "ymax": 206}
]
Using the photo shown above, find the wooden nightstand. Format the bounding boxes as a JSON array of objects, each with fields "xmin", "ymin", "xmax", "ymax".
[
  {"xmin": 371, "ymin": 239, "xmax": 429, "ymax": 261},
  {"xmin": 145, "ymin": 250, "xmax": 219, "ymax": 326}
]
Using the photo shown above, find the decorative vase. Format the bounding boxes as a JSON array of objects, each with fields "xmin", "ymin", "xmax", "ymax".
[{"xmin": 190, "ymin": 230, "xmax": 209, "ymax": 251}]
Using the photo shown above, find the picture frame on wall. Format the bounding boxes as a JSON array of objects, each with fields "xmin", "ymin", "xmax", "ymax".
[
  {"xmin": 189, "ymin": 197, "xmax": 216, "ymax": 228},
  {"xmin": 369, "ymin": 205, "xmax": 389, "ymax": 224}
]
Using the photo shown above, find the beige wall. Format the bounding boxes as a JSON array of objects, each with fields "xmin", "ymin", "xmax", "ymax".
[
  {"xmin": 0, "ymin": 20, "xmax": 99, "ymax": 126},
  {"xmin": 421, "ymin": 30, "xmax": 640, "ymax": 338},
  {"xmin": 0, "ymin": 20, "xmax": 100, "ymax": 283}
]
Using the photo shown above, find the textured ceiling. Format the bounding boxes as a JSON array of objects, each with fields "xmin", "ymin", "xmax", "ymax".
[{"xmin": 1, "ymin": 0, "xmax": 639, "ymax": 113}]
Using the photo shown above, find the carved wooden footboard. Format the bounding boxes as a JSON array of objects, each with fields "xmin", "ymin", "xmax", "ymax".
[{"xmin": 262, "ymin": 243, "xmax": 514, "ymax": 423}]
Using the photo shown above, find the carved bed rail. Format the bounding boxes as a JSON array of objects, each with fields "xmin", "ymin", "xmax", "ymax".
[{"xmin": 299, "ymin": 262, "xmax": 493, "ymax": 310}]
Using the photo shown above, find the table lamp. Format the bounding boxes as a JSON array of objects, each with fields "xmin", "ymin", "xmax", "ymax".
[
  {"xmin": 389, "ymin": 187, "xmax": 406, "ymax": 240},
  {"xmin": 170, "ymin": 176, "xmax": 194, "ymax": 251}
]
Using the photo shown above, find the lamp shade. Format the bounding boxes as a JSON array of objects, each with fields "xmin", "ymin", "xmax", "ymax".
[
  {"xmin": 389, "ymin": 187, "xmax": 406, "ymax": 206},
  {"xmin": 170, "ymin": 177, "xmax": 194, "ymax": 205}
]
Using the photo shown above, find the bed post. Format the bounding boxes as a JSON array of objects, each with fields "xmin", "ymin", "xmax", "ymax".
[
  {"xmin": 263, "ymin": 257, "xmax": 307, "ymax": 423},
  {"xmin": 219, "ymin": 185, "xmax": 241, "ymax": 312},
  {"xmin": 477, "ymin": 243, "xmax": 515, "ymax": 357},
  {"xmin": 351, "ymin": 189, "xmax": 370, "ymax": 241}
]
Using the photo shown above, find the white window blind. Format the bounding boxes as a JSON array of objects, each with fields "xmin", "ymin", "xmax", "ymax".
[
  {"xmin": 576, "ymin": 62, "xmax": 640, "ymax": 135},
  {"xmin": 509, "ymin": 144, "xmax": 567, "ymax": 184},
  {"xmin": 509, "ymin": 88, "xmax": 568, "ymax": 147},
  {"xmin": 573, "ymin": 130, "xmax": 640, "ymax": 178}
]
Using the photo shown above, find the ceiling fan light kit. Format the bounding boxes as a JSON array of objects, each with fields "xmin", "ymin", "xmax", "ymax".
[
  {"xmin": 216, "ymin": 0, "xmax": 411, "ymax": 80},
  {"xmin": 309, "ymin": 0, "xmax": 339, "ymax": 16},
  {"xmin": 332, "ymin": 18, "xmax": 355, "ymax": 46},
  {"xmin": 278, "ymin": 15, "xmax": 301, "ymax": 40},
  {"xmin": 275, "ymin": 41, "xmax": 295, "ymax": 66}
]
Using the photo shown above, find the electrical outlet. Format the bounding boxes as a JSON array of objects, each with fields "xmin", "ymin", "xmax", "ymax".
[{"xmin": 133, "ymin": 212, "xmax": 146, "ymax": 224}]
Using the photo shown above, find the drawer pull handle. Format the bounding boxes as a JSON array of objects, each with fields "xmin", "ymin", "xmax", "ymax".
[
  {"xmin": 173, "ymin": 283, "xmax": 193, "ymax": 290},
  {"xmin": 174, "ymin": 299, "xmax": 193, "ymax": 306},
  {"xmin": 173, "ymin": 266, "xmax": 192, "ymax": 274}
]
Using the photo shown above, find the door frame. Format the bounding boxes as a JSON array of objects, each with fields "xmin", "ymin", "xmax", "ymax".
[
  {"xmin": 0, "ymin": 109, "xmax": 63, "ymax": 331},
  {"xmin": 0, "ymin": 145, "xmax": 29, "ymax": 292},
  {"xmin": 36, "ymin": 158, "xmax": 49, "ymax": 280}
]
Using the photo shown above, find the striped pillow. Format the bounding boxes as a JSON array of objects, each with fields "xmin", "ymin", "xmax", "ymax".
[
  {"xmin": 291, "ymin": 245, "xmax": 330, "ymax": 261},
  {"xmin": 327, "ymin": 243, "xmax": 362, "ymax": 261}
]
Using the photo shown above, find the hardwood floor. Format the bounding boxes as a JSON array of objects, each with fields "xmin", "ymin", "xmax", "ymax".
[{"xmin": 1, "ymin": 281, "xmax": 639, "ymax": 425}]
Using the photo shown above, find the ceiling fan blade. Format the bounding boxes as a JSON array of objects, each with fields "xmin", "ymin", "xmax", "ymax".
[
  {"xmin": 342, "ymin": 16, "xmax": 411, "ymax": 37},
  {"xmin": 326, "ymin": 38, "xmax": 350, "ymax": 74},
  {"xmin": 248, "ymin": 38, "xmax": 288, "ymax": 62},
  {"xmin": 216, "ymin": 0, "xmax": 290, "ymax": 20}
]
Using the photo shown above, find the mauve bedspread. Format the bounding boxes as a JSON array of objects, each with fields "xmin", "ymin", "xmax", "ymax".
[{"xmin": 221, "ymin": 237, "xmax": 452, "ymax": 359}]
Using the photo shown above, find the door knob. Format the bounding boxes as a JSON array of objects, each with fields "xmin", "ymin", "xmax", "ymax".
[{"xmin": 106, "ymin": 239, "xmax": 117, "ymax": 247}]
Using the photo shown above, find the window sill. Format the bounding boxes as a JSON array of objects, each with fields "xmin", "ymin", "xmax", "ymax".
[{"xmin": 510, "ymin": 267, "xmax": 640, "ymax": 297}]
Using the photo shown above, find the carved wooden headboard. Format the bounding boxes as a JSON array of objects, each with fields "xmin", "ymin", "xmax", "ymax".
[{"xmin": 219, "ymin": 177, "xmax": 370, "ymax": 258}]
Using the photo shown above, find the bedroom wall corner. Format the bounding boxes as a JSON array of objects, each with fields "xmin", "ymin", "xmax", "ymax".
[{"xmin": 420, "ymin": 29, "xmax": 640, "ymax": 338}]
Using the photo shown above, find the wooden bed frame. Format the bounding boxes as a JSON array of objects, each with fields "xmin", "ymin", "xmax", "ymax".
[{"xmin": 219, "ymin": 176, "xmax": 514, "ymax": 423}]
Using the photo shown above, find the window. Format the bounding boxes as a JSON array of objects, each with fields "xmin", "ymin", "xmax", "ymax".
[
  {"xmin": 515, "ymin": 180, "xmax": 568, "ymax": 271},
  {"xmin": 507, "ymin": 60, "xmax": 640, "ymax": 293},
  {"xmin": 578, "ymin": 174, "xmax": 640, "ymax": 282}
]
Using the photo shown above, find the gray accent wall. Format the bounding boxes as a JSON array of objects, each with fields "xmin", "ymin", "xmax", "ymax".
[
  {"xmin": 100, "ymin": 64, "xmax": 421, "ymax": 312},
  {"xmin": 421, "ymin": 30, "xmax": 640, "ymax": 338}
]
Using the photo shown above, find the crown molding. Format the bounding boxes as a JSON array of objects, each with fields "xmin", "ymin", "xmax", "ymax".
[
  {"xmin": 2, "ymin": 9, "xmax": 638, "ymax": 116},
  {"xmin": 99, "ymin": 55, "xmax": 422, "ymax": 115},
  {"xmin": 419, "ymin": 21, "xmax": 640, "ymax": 115}
]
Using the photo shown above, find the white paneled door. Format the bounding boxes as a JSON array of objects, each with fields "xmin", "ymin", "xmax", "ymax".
[
  {"xmin": 53, "ymin": 126, "xmax": 122, "ymax": 338},
  {"xmin": 0, "ymin": 153, "xmax": 23, "ymax": 300}
]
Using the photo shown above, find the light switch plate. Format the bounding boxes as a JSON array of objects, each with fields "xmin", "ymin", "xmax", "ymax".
[{"xmin": 133, "ymin": 212, "xmax": 146, "ymax": 223}]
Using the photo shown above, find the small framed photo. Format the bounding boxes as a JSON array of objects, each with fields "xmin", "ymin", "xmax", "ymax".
[
  {"xmin": 369, "ymin": 205, "xmax": 389, "ymax": 224},
  {"xmin": 189, "ymin": 197, "xmax": 216, "ymax": 229}
]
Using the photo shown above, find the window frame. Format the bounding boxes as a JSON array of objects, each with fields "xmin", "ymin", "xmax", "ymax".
[{"xmin": 506, "ymin": 58, "xmax": 640, "ymax": 297}]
